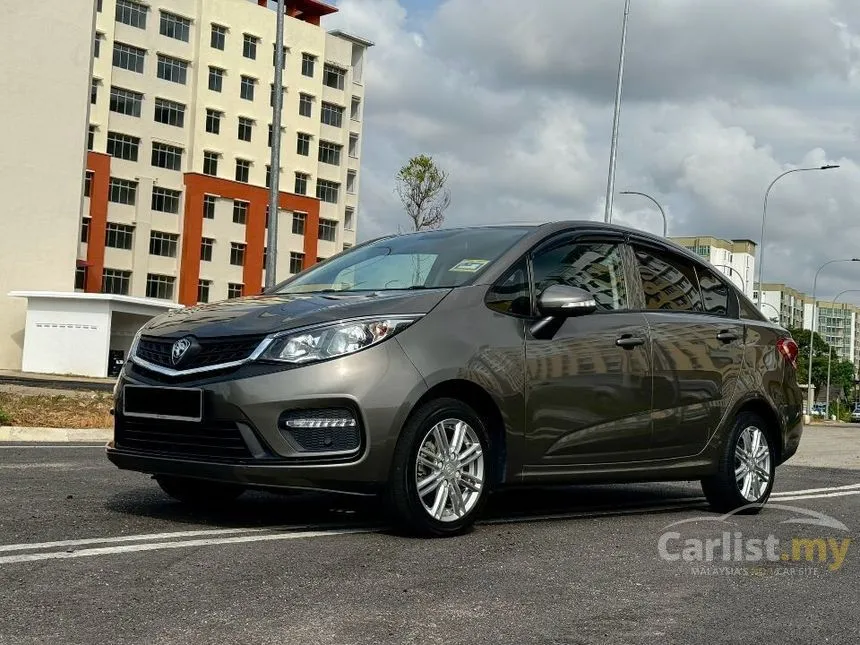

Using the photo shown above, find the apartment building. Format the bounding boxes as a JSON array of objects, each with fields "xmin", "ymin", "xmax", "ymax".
[
  {"xmin": 756, "ymin": 283, "xmax": 809, "ymax": 328},
  {"xmin": 84, "ymin": 0, "xmax": 371, "ymax": 305},
  {"xmin": 669, "ymin": 236, "xmax": 756, "ymax": 300}
]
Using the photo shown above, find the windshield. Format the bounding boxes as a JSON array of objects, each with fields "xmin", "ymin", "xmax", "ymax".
[{"xmin": 273, "ymin": 227, "xmax": 532, "ymax": 294}]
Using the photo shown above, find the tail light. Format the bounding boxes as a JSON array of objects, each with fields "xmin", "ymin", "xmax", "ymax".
[{"xmin": 777, "ymin": 337, "xmax": 799, "ymax": 369}]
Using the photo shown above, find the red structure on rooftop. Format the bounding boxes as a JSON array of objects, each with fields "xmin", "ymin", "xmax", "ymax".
[{"xmin": 256, "ymin": 0, "xmax": 338, "ymax": 26}]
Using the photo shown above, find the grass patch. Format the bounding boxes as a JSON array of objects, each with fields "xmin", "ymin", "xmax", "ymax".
[{"xmin": 0, "ymin": 391, "xmax": 113, "ymax": 428}]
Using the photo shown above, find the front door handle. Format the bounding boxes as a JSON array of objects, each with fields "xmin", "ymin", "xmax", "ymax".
[
  {"xmin": 616, "ymin": 334, "xmax": 645, "ymax": 349},
  {"xmin": 716, "ymin": 330, "xmax": 740, "ymax": 343}
]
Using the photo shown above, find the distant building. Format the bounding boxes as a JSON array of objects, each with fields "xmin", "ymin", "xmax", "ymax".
[
  {"xmin": 755, "ymin": 283, "xmax": 809, "ymax": 329},
  {"xmin": 670, "ymin": 236, "xmax": 756, "ymax": 300}
]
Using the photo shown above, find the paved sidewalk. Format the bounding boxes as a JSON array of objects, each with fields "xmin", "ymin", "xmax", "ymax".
[{"xmin": 0, "ymin": 370, "xmax": 115, "ymax": 393}]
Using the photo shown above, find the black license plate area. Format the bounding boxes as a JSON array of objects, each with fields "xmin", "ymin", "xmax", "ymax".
[{"xmin": 123, "ymin": 386, "xmax": 203, "ymax": 422}]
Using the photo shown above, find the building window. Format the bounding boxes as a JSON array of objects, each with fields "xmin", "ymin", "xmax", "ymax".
[
  {"xmin": 243, "ymin": 34, "xmax": 258, "ymax": 59},
  {"xmin": 232, "ymin": 200, "xmax": 248, "ymax": 225},
  {"xmin": 109, "ymin": 86, "xmax": 143, "ymax": 116},
  {"xmin": 346, "ymin": 170, "xmax": 357, "ymax": 194},
  {"xmin": 151, "ymin": 142, "xmax": 183, "ymax": 171},
  {"xmin": 265, "ymin": 165, "xmax": 273, "ymax": 189},
  {"xmin": 106, "ymin": 131, "xmax": 140, "ymax": 161},
  {"xmin": 149, "ymin": 231, "xmax": 179, "ymax": 257},
  {"xmin": 115, "ymin": 0, "xmax": 147, "ymax": 29},
  {"xmin": 197, "ymin": 280, "xmax": 211, "ymax": 304},
  {"xmin": 160, "ymin": 11, "xmax": 191, "ymax": 42},
  {"xmin": 94, "ymin": 33, "xmax": 102, "ymax": 58},
  {"xmin": 203, "ymin": 151, "xmax": 219, "ymax": 176},
  {"xmin": 292, "ymin": 212, "xmax": 306, "ymax": 235},
  {"xmin": 84, "ymin": 171, "xmax": 93, "ymax": 198},
  {"xmin": 318, "ymin": 218, "xmax": 338, "ymax": 242},
  {"xmin": 205, "ymin": 108, "xmax": 222, "ymax": 134},
  {"xmin": 240, "ymin": 75, "xmax": 256, "ymax": 101},
  {"xmin": 289, "ymin": 252, "xmax": 305, "ymax": 273},
  {"xmin": 235, "ymin": 159, "xmax": 251, "ymax": 183},
  {"xmin": 351, "ymin": 96, "xmax": 361, "ymax": 121},
  {"xmin": 203, "ymin": 195, "xmax": 216, "ymax": 219},
  {"xmin": 151, "ymin": 187, "xmax": 181, "ymax": 214},
  {"xmin": 299, "ymin": 93, "xmax": 314, "ymax": 118},
  {"xmin": 211, "ymin": 24, "xmax": 226, "ymax": 50},
  {"xmin": 343, "ymin": 242, "xmax": 353, "ymax": 251},
  {"xmin": 227, "ymin": 283, "xmax": 243, "ymax": 299},
  {"xmin": 302, "ymin": 53, "xmax": 316, "ymax": 77},
  {"xmin": 349, "ymin": 133, "xmax": 359, "ymax": 158},
  {"xmin": 91, "ymin": 78, "xmax": 99, "ymax": 104},
  {"xmin": 105, "ymin": 222, "xmax": 134, "ymax": 250},
  {"xmin": 316, "ymin": 180, "xmax": 340, "ymax": 204},
  {"xmin": 318, "ymin": 141, "xmax": 342, "ymax": 166},
  {"xmin": 208, "ymin": 66, "xmax": 224, "ymax": 92},
  {"xmin": 157, "ymin": 54, "xmax": 188, "ymax": 84},
  {"xmin": 296, "ymin": 132, "xmax": 311, "ymax": 156},
  {"xmin": 238, "ymin": 117, "xmax": 254, "ymax": 142},
  {"xmin": 200, "ymin": 237, "xmax": 214, "ymax": 261},
  {"xmin": 103, "ymin": 269, "xmax": 131, "ymax": 295},
  {"xmin": 113, "ymin": 42, "xmax": 146, "ymax": 73},
  {"xmin": 80, "ymin": 216, "xmax": 91, "ymax": 243},
  {"xmin": 108, "ymin": 177, "xmax": 137, "ymax": 205},
  {"xmin": 154, "ymin": 98, "xmax": 186, "ymax": 127},
  {"xmin": 294, "ymin": 172, "xmax": 309, "ymax": 196},
  {"xmin": 230, "ymin": 242, "xmax": 246, "ymax": 266},
  {"xmin": 267, "ymin": 124, "xmax": 279, "ymax": 147},
  {"xmin": 272, "ymin": 44, "xmax": 288, "ymax": 66},
  {"xmin": 75, "ymin": 266, "xmax": 87, "ymax": 291},
  {"xmin": 323, "ymin": 64, "xmax": 346, "ymax": 90},
  {"xmin": 97, "ymin": 0, "xmax": 102, "ymax": 13},
  {"xmin": 88, "ymin": 125, "xmax": 95, "ymax": 151},
  {"xmin": 146, "ymin": 274, "xmax": 175, "ymax": 300},
  {"xmin": 345, "ymin": 207, "xmax": 355, "ymax": 231},
  {"xmin": 321, "ymin": 102, "xmax": 344, "ymax": 128}
]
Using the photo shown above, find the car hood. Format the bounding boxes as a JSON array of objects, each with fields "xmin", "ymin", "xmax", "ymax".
[{"xmin": 140, "ymin": 289, "xmax": 451, "ymax": 339}]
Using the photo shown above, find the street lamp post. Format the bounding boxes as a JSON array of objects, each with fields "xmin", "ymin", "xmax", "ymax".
[
  {"xmin": 712, "ymin": 263, "xmax": 747, "ymax": 296},
  {"xmin": 756, "ymin": 164, "xmax": 840, "ymax": 308},
  {"xmin": 619, "ymin": 191, "xmax": 667, "ymax": 237},
  {"xmin": 823, "ymin": 289, "xmax": 860, "ymax": 419},
  {"xmin": 603, "ymin": 0, "xmax": 632, "ymax": 224},
  {"xmin": 759, "ymin": 302, "xmax": 781, "ymax": 323},
  {"xmin": 264, "ymin": 0, "xmax": 287, "ymax": 289},
  {"xmin": 806, "ymin": 259, "xmax": 860, "ymax": 418}
]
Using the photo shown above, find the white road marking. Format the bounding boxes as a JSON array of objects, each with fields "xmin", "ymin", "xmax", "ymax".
[
  {"xmin": 771, "ymin": 483, "xmax": 860, "ymax": 497},
  {"xmin": 767, "ymin": 490, "xmax": 860, "ymax": 502},
  {"xmin": 0, "ymin": 529, "xmax": 370, "ymax": 565},
  {"xmin": 0, "ymin": 445, "xmax": 104, "ymax": 449}
]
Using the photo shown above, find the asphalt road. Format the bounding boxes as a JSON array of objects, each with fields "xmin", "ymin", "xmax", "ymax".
[{"xmin": 0, "ymin": 427, "xmax": 857, "ymax": 645}]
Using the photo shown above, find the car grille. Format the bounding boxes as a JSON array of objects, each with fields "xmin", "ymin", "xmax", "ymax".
[
  {"xmin": 136, "ymin": 335, "xmax": 266, "ymax": 371},
  {"xmin": 285, "ymin": 426, "xmax": 361, "ymax": 453},
  {"xmin": 115, "ymin": 417, "xmax": 253, "ymax": 461}
]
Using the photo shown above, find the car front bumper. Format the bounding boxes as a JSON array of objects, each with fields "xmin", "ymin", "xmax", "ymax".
[{"xmin": 106, "ymin": 340, "xmax": 428, "ymax": 495}]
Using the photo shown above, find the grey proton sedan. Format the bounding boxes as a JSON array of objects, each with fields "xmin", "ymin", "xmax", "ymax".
[{"xmin": 107, "ymin": 222, "xmax": 804, "ymax": 536}]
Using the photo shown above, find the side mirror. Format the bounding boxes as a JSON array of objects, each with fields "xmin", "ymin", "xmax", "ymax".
[{"xmin": 537, "ymin": 284, "xmax": 598, "ymax": 317}]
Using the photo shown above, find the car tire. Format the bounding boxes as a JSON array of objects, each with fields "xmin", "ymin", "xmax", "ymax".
[
  {"xmin": 387, "ymin": 398, "xmax": 493, "ymax": 537},
  {"xmin": 701, "ymin": 411, "xmax": 775, "ymax": 514},
  {"xmin": 155, "ymin": 475, "xmax": 245, "ymax": 506}
]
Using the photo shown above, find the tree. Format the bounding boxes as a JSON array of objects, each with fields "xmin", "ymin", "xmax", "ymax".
[
  {"xmin": 395, "ymin": 154, "xmax": 451, "ymax": 231},
  {"xmin": 788, "ymin": 327, "xmax": 856, "ymax": 401}
]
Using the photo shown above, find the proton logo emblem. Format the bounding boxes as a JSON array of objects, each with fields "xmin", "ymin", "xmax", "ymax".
[{"xmin": 171, "ymin": 337, "xmax": 193, "ymax": 366}]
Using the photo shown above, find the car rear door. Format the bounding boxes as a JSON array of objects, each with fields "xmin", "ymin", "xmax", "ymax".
[
  {"xmin": 522, "ymin": 232, "xmax": 654, "ymax": 470},
  {"xmin": 628, "ymin": 240, "xmax": 745, "ymax": 459}
]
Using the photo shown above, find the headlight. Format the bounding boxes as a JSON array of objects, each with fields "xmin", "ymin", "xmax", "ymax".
[
  {"xmin": 128, "ymin": 327, "xmax": 145, "ymax": 359},
  {"xmin": 258, "ymin": 317, "xmax": 420, "ymax": 364}
]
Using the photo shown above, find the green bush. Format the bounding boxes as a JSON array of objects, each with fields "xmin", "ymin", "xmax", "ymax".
[{"xmin": 0, "ymin": 408, "xmax": 10, "ymax": 426}]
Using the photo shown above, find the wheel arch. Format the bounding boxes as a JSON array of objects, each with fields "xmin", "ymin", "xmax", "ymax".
[{"xmin": 732, "ymin": 396, "xmax": 784, "ymax": 464}]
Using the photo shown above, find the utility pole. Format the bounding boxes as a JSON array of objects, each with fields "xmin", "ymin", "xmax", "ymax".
[{"xmin": 265, "ymin": 0, "xmax": 286, "ymax": 289}]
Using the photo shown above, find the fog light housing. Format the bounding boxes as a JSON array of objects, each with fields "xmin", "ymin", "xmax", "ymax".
[{"xmin": 278, "ymin": 409, "xmax": 361, "ymax": 454}]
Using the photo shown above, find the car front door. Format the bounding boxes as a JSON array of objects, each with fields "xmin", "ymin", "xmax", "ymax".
[
  {"xmin": 523, "ymin": 233, "xmax": 654, "ymax": 472},
  {"xmin": 628, "ymin": 241, "xmax": 745, "ymax": 458}
]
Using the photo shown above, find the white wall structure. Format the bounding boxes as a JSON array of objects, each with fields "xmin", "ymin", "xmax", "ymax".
[
  {"xmin": 0, "ymin": 2, "xmax": 96, "ymax": 371},
  {"xmin": 669, "ymin": 236, "xmax": 757, "ymax": 300},
  {"xmin": 10, "ymin": 292, "xmax": 180, "ymax": 378}
]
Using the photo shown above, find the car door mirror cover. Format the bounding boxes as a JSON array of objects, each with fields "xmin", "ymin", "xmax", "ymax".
[{"xmin": 537, "ymin": 284, "xmax": 598, "ymax": 318}]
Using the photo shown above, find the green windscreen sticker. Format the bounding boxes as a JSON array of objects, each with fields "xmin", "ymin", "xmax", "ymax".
[{"xmin": 449, "ymin": 259, "xmax": 490, "ymax": 273}]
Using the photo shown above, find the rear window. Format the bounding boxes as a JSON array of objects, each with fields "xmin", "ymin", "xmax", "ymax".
[{"xmin": 633, "ymin": 246, "xmax": 702, "ymax": 312}]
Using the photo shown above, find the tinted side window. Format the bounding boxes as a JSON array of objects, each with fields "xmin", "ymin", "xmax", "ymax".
[
  {"xmin": 633, "ymin": 247, "xmax": 702, "ymax": 312},
  {"xmin": 697, "ymin": 266, "xmax": 729, "ymax": 316},
  {"xmin": 532, "ymin": 242, "xmax": 627, "ymax": 310},
  {"xmin": 486, "ymin": 258, "xmax": 530, "ymax": 316}
]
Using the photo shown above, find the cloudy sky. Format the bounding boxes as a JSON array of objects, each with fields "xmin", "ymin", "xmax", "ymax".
[{"xmin": 326, "ymin": 0, "xmax": 860, "ymax": 301}]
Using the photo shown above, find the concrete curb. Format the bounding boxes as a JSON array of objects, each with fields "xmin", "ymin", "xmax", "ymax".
[{"xmin": 0, "ymin": 427, "xmax": 111, "ymax": 442}]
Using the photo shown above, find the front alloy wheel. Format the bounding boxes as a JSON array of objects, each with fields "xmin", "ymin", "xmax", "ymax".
[{"xmin": 388, "ymin": 398, "xmax": 492, "ymax": 536}]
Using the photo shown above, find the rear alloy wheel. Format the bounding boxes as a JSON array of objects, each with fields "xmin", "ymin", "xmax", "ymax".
[
  {"xmin": 155, "ymin": 475, "xmax": 245, "ymax": 507},
  {"xmin": 388, "ymin": 398, "xmax": 492, "ymax": 536},
  {"xmin": 701, "ymin": 412, "xmax": 775, "ymax": 513}
]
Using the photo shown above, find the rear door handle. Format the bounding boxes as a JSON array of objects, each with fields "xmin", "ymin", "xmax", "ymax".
[
  {"xmin": 616, "ymin": 334, "xmax": 645, "ymax": 349},
  {"xmin": 716, "ymin": 330, "xmax": 739, "ymax": 343}
]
